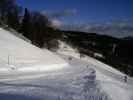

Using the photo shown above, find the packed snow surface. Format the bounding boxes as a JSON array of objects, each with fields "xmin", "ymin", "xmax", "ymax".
[
  {"xmin": 0, "ymin": 54, "xmax": 133, "ymax": 100},
  {"xmin": 0, "ymin": 29, "xmax": 133, "ymax": 100},
  {"xmin": 0, "ymin": 28, "xmax": 68, "ymax": 73}
]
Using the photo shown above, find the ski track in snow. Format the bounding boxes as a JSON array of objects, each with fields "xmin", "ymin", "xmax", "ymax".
[
  {"xmin": 0, "ymin": 29, "xmax": 133, "ymax": 100},
  {"xmin": 0, "ymin": 54, "xmax": 133, "ymax": 100}
]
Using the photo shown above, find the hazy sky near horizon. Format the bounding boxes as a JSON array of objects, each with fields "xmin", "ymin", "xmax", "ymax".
[{"xmin": 16, "ymin": 0, "xmax": 133, "ymax": 24}]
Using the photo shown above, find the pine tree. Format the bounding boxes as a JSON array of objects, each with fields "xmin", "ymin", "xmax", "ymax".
[
  {"xmin": 20, "ymin": 8, "xmax": 31, "ymax": 38},
  {"xmin": 0, "ymin": 0, "xmax": 16, "ymax": 23},
  {"xmin": 6, "ymin": 6, "xmax": 20, "ymax": 30}
]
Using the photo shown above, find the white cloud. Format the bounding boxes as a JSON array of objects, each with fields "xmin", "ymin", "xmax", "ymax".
[{"xmin": 51, "ymin": 19, "xmax": 63, "ymax": 28}]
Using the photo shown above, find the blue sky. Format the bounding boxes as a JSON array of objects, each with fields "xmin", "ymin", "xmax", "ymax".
[{"xmin": 16, "ymin": 0, "xmax": 133, "ymax": 24}]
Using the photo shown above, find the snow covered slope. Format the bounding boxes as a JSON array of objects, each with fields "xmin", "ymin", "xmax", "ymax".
[
  {"xmin": 57, "ymin": 40, "xmax": 80, "ymax": 58},
  {"xmin": 0, "ymin": 53, "xmax": 132, "ymax": 100},
  {"xmin": 0, "ymin": 28, "xmax": 68, "ymax": 73},
  {"xmin": 57, "ymin": 41, "xmax": 125, "ymax": 76},
  {"xmin": 0, "ymin": 29, "xmax": 132, "ymax": 100}
]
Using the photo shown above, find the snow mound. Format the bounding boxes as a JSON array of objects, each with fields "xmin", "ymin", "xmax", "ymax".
[{"xmin": 0, "ymin": 28, "xmax": 68, "ymax": 73}]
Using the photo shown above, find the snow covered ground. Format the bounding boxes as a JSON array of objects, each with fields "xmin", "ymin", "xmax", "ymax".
[
  {"xmin": 0, "ymin": 28, "xmax": 133, "ymax": 100},
  {"xmin": 0, "ymin": 28, "xmax": 68, "ymax": 73},
  {"xmin": 0, "ymin": 54, "xmax": 133, "ymax": 100}
]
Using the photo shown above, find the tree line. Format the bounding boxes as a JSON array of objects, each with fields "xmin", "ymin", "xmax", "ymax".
[{"xmin": 0, "ymin": 0, "xmax": 62, "ymax": 49}]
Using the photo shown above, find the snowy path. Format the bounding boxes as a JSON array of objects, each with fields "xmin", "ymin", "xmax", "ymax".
[{"xmin": 0, "ymin": 54, "xmax": 132, "ymax": 100}]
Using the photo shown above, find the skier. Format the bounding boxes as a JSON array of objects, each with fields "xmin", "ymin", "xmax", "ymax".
[{"xmin": 124, "ymin": 75, "xmax": 127, "ymax": 83}]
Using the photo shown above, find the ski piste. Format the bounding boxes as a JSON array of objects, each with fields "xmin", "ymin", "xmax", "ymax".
[{"xmin": 0, "ymin": 28, "xmax": 132, "ymax": 100}]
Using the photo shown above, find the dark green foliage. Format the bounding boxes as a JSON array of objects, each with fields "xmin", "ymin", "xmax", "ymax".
[
  {"xmin": 20, "ymin": 10, "xmax": 61, "ymax": 49},
  {"xmin": 0, "ymin": 0, "xmax": 21, "ymax": 31},
  {"xmin": 6, "ymin": 6, "xmax": 20, "ymax": 30},
  {"xmin": 20, "ymin": 8, "xmax": 31, "ymax": 38},
  {"xmin": 29, "ymin": 11, "xmax": 51, "ymax": 47},
  {"xmin": 0, "ymin": 0, "xmax": 16, "ymax": 22}
]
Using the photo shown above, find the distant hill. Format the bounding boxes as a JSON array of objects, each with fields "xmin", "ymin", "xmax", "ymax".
[{"xmin": 60, "ymin": 22, "xmax": 133, "ymax": 38}]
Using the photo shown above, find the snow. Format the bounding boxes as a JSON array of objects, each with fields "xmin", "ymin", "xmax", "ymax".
[
  {"xmin": 0, "ymin": 28, "xmax": 68, "ymax": 73},
  {"xmin": 57, "ymin": 40, "xmax": 80, "ymax": 58},
  {"xmin": 0, "ymin": 30, "xmax": 132, "ymax": 100},
  {"xmin": 94, "ymin": 52, "xmax": 104, "ymax": 59},
  {"xmin": 57, "ymin": 41, "xmax": 124, "ymax": 76},
  {"xmin": 0, "ymin": 54, "xmax": 132, "ymax": 100}
]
